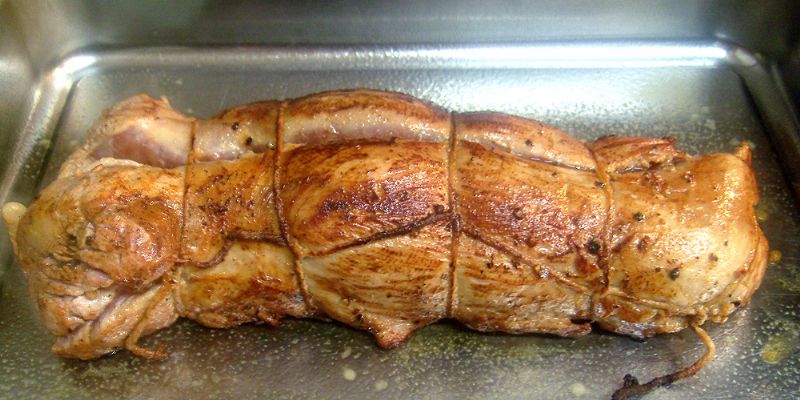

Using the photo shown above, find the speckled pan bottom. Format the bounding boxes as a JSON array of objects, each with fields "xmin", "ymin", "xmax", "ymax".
[{"xmin": 0, "ymin": 43, "xmax": 798, "ymax": 399}]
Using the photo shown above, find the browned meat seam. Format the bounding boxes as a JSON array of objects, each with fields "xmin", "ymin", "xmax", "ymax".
[{"xmin": 273, "ymin": 100, "xmax": 316, "ymax": 315}]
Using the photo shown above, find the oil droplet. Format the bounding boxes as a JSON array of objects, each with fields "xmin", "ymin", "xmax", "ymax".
[
  {"xmin": 37, "ymin": 138, "xmax": 52, "ymax": 148},
  {"xmin": 755, "ymin": 209, "xmax": 768, "ymax": 221},
  {"xmin": 761, "ymin": 332, "xmax": 798, "ymax": 364},
  {"xmin": 768, "ymin": 250, "xmax": 782, "ymax": 265},
  {"xmin": 343, "ymin": 367, "xmax": 356, "ymax": 381},
  {"xmin": 374, "ymin": 379, "xmax": 388, "ymax": 391},
  {"xmin": 568, "ymin": 382, "xmax": 587, "ymax": 396},
  {"xmin": 341, "ymin": 346, "xmax": 352, "ymax": 359}
]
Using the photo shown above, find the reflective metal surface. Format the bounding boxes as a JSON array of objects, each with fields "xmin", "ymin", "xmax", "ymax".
[{"xmin": 1, "ymin": 2, "xmax": 799, "ymax": 400}]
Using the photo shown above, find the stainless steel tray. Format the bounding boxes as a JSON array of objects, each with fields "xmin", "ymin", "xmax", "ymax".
[{"xmin": 1, "ymin": 42, "xmax": 799, "ymax": 399}]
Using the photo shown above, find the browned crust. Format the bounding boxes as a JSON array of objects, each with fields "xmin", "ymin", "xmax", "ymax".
[
  {"xmin": 589, "ymin": 135, "xmax": 688, "ymax": 175},
  {"xmin": 456, "ymin": 111, "xmax": 597, "ymax": 171},
  {"xmin": 307, "ymin": 211, "xmax": 451, "ymax": 257},
  {"xmin": 285, "ymin": 88, "xmax": 450, "ymax": 122},
  {"xmin": 213, "ymin": 100, "xmax": 282, "ymax": 122}
]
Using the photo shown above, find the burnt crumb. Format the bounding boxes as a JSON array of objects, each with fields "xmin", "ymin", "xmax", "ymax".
[
  {"xmin": 708, "ymin": 253, "xmax": 718, "ymax": 262},
  {"xmin": 525, "ymin": 139, "xmax": 533, "ymax": 147},
  {"xmin": 485, "ymin": 254, "xmax": 497, "ymax": 269},
  {"xmin": 512, "ymin": 208, "xmax": 524, "ymax": 220},
  {"xmin": 587, "ymin": 239, "xmax": 601, "ymax": 254},
  {"xmin": 623, "ymin": 374, "xmax": 640, "ymax": 387},
  {"xmin": 245, "ymin": 136, "xmax": 253, "ymax": 146},
  {"xmin": 433, "ymin": 204, "xmax": 446, "ymax": 214},
  {"xmin": 595, "ymin": 181, "xmax": 606, "ymax": 189},
  {"xmin": 732, "ymin": 300, "xmax": 741, "ymax": 307},
  {"xmin": 637, "ymin": 236, "xmax": 651, "ymax": 252},
  {"xmin": 231, "ymin": 121, "xmax": 240, "ymax": 130},
  {"xmin": 668, "ymin": 267, "xmax": 681, "ymax": 280},
  {"xmin": 633, "ymin": 212, "xmax": 645, "ymax": 221},
  {"xmin": 552, "ymin": 171, "xmax": 558, "ymax": 177}
]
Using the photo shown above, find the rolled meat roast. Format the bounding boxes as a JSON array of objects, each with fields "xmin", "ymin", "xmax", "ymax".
[{"xmin": 2, "ymin": 89, "xmax": 767, "ymax": 361}]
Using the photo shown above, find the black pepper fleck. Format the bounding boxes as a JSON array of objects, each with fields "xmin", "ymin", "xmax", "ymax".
[
  {"xmin": 587, "ymin": 239, "xmax": 601, "ymax": 254},
  {"xmin": 633, "ymin": 212, "xmax": 645, "ymax": 221},
  {"xmin": 245, "ymin": 136, "xmax": 253, "ymax": 145},
  {"xmin": 231, "ymin": 121, "xmax": 240, "ymax": 130},
  {"xmin": 595, "ymin": 181, "xmax": 606, "ymax": 189},
  {"xmin": 668, "ymin": 268, "xmax": 681, "ymax": 280}
]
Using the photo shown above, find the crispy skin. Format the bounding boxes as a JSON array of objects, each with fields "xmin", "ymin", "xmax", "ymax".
[{"xmin": 2, "ymin": 89, "xmax": 768, "ymax": 359}]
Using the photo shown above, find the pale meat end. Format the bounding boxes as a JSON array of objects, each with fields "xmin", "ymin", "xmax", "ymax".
[
  {"xmin": 2, "ymin": 202, "xmax": 27, "ymax": 252},
  {"xmin": 58, "ymin": 94, "xmax": 193, "ymax": 178}
]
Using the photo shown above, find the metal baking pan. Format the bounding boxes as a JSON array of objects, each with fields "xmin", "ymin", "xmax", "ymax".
[{"xmin": 1, "ymin": 2, "xmax": 799, "ymax": 400}]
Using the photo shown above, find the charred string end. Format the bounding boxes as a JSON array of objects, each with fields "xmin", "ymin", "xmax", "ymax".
[
  {"xmin": 126, "ymin": 340, "xmax": 168, "ymax": 361},
  {"xmin": 611, "ymin": 325, "xmax": 716, "ymax": 400},
  {"xmin": 124, "ymin": 279, "xmax": 175, "ymax": 361}
]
